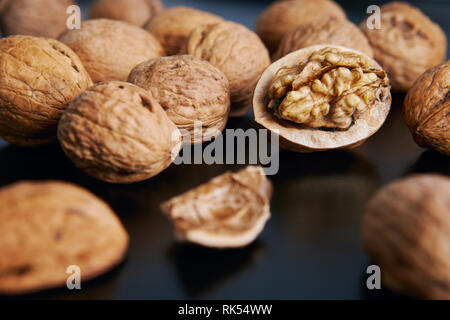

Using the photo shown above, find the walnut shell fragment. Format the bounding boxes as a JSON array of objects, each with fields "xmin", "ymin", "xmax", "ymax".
[
  {"xmin": 0, "ymin": 181, "xmax": 129, "ymax": 295},
  {"xmin": 362, "ymin": 174, "xmax": 450, "ymax": 299},
  {"xmin": 161, "ymin": 166, "xmax": 272, "ymax": 249},
  {"xmin": 254, "ymin": 45, "xmax": 392, "ymax": 152},
  {"xmin": 59, "ymin": 19, "xmax": 165, "ymax": 83},
  {"xmin": 360, "ymin": 2, "xmax": 447, "ymax": 91},
  {"xmin": 403, "ymin": 61, "xmax": 449, "ymax": 156},
  {"xmin": 58, "ymin": 81, "xmax": 182, "ymax": 184},
  {"xmin": 0, "ymin": 35, "xmax": 93, "ymax": 146},
  {"xmin": 128, "ymin": 55, "xmax": 230, "ymax": 144}
]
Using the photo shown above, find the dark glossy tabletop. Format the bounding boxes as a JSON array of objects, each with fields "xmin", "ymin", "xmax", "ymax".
[{"xmin": 1, "ymin": 0, "xmax": 449, "ymax": 300}]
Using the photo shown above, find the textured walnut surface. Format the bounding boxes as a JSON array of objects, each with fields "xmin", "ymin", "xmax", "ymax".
[
  {"xmin": 128, "ymin": 55, "xmax": 230, "ymax": 144},
  {"xmin": 362, "ymin": 174, "xmax": 450, "ymax": 299},
  {"xmin": 0, "ymin": 181, "xmax": 129, "ymax": 295}
]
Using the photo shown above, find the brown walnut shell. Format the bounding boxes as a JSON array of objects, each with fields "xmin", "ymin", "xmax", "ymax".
[
  {"xmin": 128, "ymin": 55, "xmax": 230, "ymax": 144},
  {"xmin": 0, "ymin": 35, "xmax": 93, "ymax": 147},
  {"xmin": 182, "ymin": 21, "xmax": 270, "ymax": 117},
  {"xmin": 255, "ymin": 0, "xmax": 347, "ymax": 54},
  {"xmin": 144, "ymin": 6, "xmax": 223, "ymax": 56},
  {"xmin": 253, "ymin": 45, "xmax": 392, "ymax": 152},
  {"xmin": 57, "ymin": 81, "xmax": 182, "ymax": 184},
  {"xmin": 161, "ymin": 166, "xmax": 272, "ymax": 249},
  {"xmin": 403, "ymin": 61, "xmax": 449, "ymax": 156},
  {"xmin": 362, "ymin": 174, "xmax": 450, "ymax": 300},
  {"xmin": 0, "ymin": 181, "xmax": 129, "ymax": 295},
  {"xmin": 360, "ymin": 2, "xmax": 447, "ymax": 92},
  {"xmin": 89, "ymin": 0, "xmax": 164, "ymax": 27},
  {"xmin": 59, "ymin": 19, "xmax": 165, "ymax": 83}
]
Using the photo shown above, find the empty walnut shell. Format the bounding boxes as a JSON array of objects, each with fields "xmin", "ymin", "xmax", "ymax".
[
  {"xmin": 255, "ymin": 0, "xmax": 347, "ymax": 54},
  {"xmin": 0, "ymin": 181, "xmax": 129, "ymax": 295},
  {"xmin": 144, "ymin": 6, "xmax": 223, "ymax": 56},
  {"xmin": 128, "ymin": 55, "xmax": 230, "ymax": 144},
  {"xmin": 161, "ymin": 166, "xmax": 272, "ymax": 249},
  {"xmin": 59, "ymin": 19, "xmax": 165, "ymax": 83},
  {"xmin": 360, "ymin": 2, "xmax": 447, "ymax": 92},
  {"xmin": 182, "ymin": 21, "xmax": 270, "ymax": 117},
  {"xmin": 403, "ymin": 61, "xmax": 449, "ymax": 156},
  {"xmin": 362, "ymin": 174, "xmax": 450, "ymax": 299},
  {"xmin": 0, "ymin": 0, "xmax": 75, "ymax": 38},
  {"xmin": 0, "ymin": 35, "xmax": 93, "ymax": 147},
  {"xmin": 253, "ymin": 45, "xmax": 392, "ymax": 152},
  {"xmin": 58, "ymin": 81, "xmax": 182, "ymax": 184},
  {"xmin": 274, "ymin": 17, "xmax": 373, "ymax": 61},
  {"xmin": 89, "ymin": 0, "xmax": 164, "ymax": 27}
]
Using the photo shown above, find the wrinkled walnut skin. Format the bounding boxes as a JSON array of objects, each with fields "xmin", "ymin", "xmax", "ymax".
[
  {"xmin": 161, "ymin": 166, "xmax": 272, "ymax": 249},
  {"xmin": 182, "ymin": 21, "xmax": 270, "ymax": 117},
  {"xmin": 59, "ymin": 19, "xmax": 165, "ymax": 83},
  {"xmin": 0, "ymin": 0, "xmax": 75, "ymax": 38},
  {"xmin": 360, "ymin": 2, "xmax": 447, "ymax": 92},
  {"xmin": 362, "ymin": 175, "xmax": 450, "ymax": 299},
  {"xmin": 58, "ymin": 82, "xmax": 181, "ymax": 184},
  {"xmin": 128, "ymin": 55, "xmax": 230, "ymax": 144},
  {"xmin": 0, "ymin": 36, "xmax": 93, "ymax": 146},
  {"xmin": 403, "ymin": 61, "xmax": 450, "ymax": 156},
  {"xmin": 0, "ymin": 181, "xmax": 129, "ymax": 295}
]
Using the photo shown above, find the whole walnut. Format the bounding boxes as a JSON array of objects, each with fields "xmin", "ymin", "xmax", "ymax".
[
  {"xmin": 89, "ymin": 0, "xmax": 164, "ymax": 27},
  {"xmin": 255, "ymin": 0, "xmax": 347, "ymax": 54},
  {"xmin": 182, "ymin": 21, "xmax": 271, "ymax": 117},
  {"xmin": 360, "ymin": 2, "xmax": 447, "ymax": 92},
  {"xmin": 403, "ymin": 61, "xmax": 449, "ymax": 156},
  {"xmin": 144, "ymin": 6, "xmax": 223, "ymax": 56},
  {"xmin": 59, "ymin": 19, "xmax": 165, "ymax": 83},
  {"xmin": 128, "ymin": 55, "xmax": 230, "ymax": 144},
  {"xmin": 362, "ymin": 174, "xmax": 450, "ymax": 299},
  {"xmin": 274, "ymin": 17, "xmax": 373, "ymax": 61},
  {"xmin": 0, "ymin": 0, "xmax": 75, "ymax": 38},
  {"xmin": 0, "ymin": 35, "xmax": 93, "ymax": 147},
  {"xmin": 58, "ymin": 81, "xmax": 181, "ymax": 184}
]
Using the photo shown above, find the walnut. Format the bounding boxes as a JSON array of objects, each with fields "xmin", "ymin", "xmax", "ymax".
[
  {"xmin": 0, "ymin": 181, "xmax": 129, "ymax": 295},
  {"xmin": 59, "ymin": 19, "xmax": 165, "ymax": 83},
  {"xmin": 362, "ymin": 174, "xmax": 450, "ymax": 300},
  {"xmin": 161, "ymin": 166, "xmax": 272, "ymax": 249},
  {"xmin": 128, "ymin": 55, "xmax": 230, "ymax": 144},
  {"xmin": 0, "ymin": 0, "xmax": 75, "ymax": 38},
  {"xmin": 403, "ymin": 61, "xmax": 449, "ymax": 156},
  {"xmin": 57, "ymin": 81, "xmax": 182, "ymax": 184},
  {"xmin": 360, "ymin": 2, "xmax": 447, "ymax": 92},
  {"xmin": 0, "ymin": 35, "xmax": 93, "ymax": 147},
  {"xmin": 254, "ymin": 45, "xmax": 391, "ymax": 152},
  {"xmin": 182, "ymin": 21, "xmax": 270, "ymax": 117},
  {"xmin": 274, "ymin": 17, "xmax": 373, "ymax": 61},
  {"xmin": 89, "ymin": 0, "xmax": 164, "ymax": 27},
  {"xmin": 144, "ymin": 6, "xmax": 223, "ymax": 56},
  {"xmin": 255, "ymin": 0, "xmax": 347, "ymax": 54}
]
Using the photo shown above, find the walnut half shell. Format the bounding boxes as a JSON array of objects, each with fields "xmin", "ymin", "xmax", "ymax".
[{"xmin": 161, "ymin": 166, "xmax": 272, "ymax": 249}]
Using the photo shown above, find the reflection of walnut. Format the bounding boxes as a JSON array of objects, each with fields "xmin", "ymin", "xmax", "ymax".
[
  {"xmin": 363, "ymin": 174, "xmax": 450, "ymax": 299},
  {"xmin": 58, "ymin": 82, "xmax": 181, "ymax": 184},
  {"xmin": 144, "ymin": 6, "xmax": 223, "ymax": 56},
  {"xmin": 255, "ymin": 0, "xmax": 347, "ymax": 54},
  {"xmin": 182, "ymin": 21, "xmax": 270, "ymax": 117},
  {"xmin": 162, "ymin": 166, "xmax": 272, "ymax": 249},
  {"xmin": 0, "ymin": 0, "xmax": 75, "ymax": 38},
  {"xmin": 0, "ymin": 181, "xmax": 129, "ymax": 295},
  {"xmin": 89, "ymin": 0, "xmax": 164, "ymax": 27},
  {"xmin": 128, "ymin": 55, "xmax": 230, "ymax": 144},
  {"xmin": 403, "ymin": 61, "xmax": 449, "ymax": 156},
  {"xmin": 59, "ymin": 19, "xmax": 165, "ymax": 83},
  {"xmin": 274, "ymin": 17, "xmax": 373, "ymax": 61},
  {"xmin": 0, "ymin": 36, "xmax": 93, "ymax": 146},
  {"xmin": 360, "ymin": 2, "xmax": 447, "ymax": 92}
]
